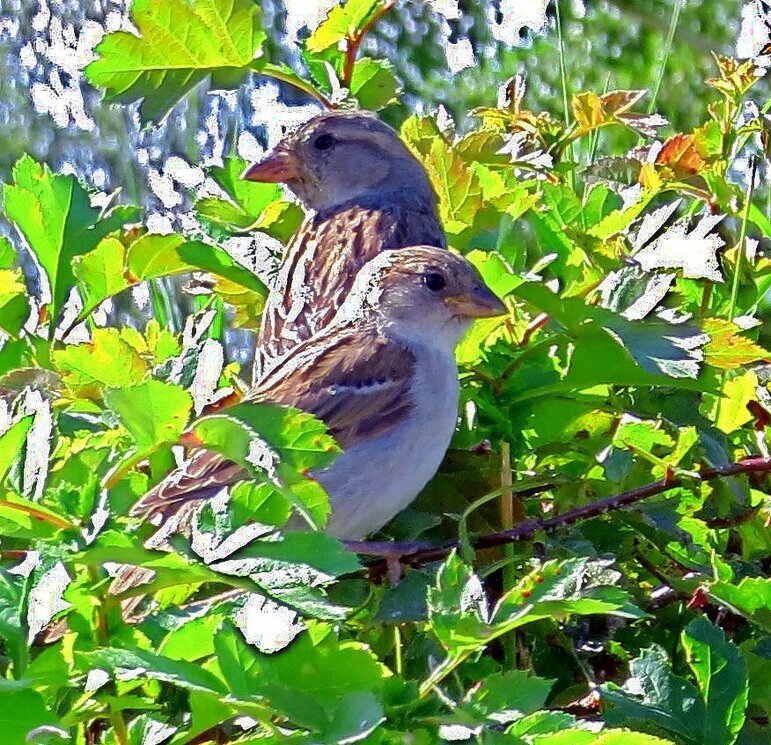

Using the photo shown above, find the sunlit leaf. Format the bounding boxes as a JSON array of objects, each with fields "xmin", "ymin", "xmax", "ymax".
[
  {"xmin": 701, "ymin": 319, "xmax": 768, "ymax": 370},
  {"xmin": 86, "ymin": 0, "xmax": 267, "ymax": 123},
  {"xmin": 104, "ymin": 380, "xmax": 193, "ymax": 451},
  {"xmin": 306, "ymin": 0, "xmax": 386, "ymax": 53},
  {"xmin": 53, "ymin": 328, "xmax": 149, "ymax": 397}
]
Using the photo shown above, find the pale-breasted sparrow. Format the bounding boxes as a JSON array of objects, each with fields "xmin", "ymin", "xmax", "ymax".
[
  {"xmin": 243, "ymin": 110, "xmax": 446, "ymax": 382},
  {"xmin": 132, "ymin": 246, "xmax": 504, "ymax": 539}
]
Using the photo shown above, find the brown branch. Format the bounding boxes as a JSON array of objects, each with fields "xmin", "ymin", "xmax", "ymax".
[
  {"xmin": 366, "ymin": 457, "xmax": 771, "ymax": 579},
  {"xmin": 341, "ymin": 0, "xmax": 396, "ymax": 88}
]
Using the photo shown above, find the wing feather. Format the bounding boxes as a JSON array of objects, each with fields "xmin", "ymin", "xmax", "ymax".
[
  {"xmin": 254, "ymin": 204, "xmax": 444, "ymax": 378},
  {"xmin": 132, "ymin": 326, "xmax": 415, "ymax": 518}
]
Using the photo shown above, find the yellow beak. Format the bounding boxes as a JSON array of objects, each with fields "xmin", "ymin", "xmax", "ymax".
[
  {"xmin": 445, "ymin": 285, "xmax": 506, "ymax": 318},
  {"xmin": 241, "ymin": 148, "xmax": 301, "ymax": 183}
]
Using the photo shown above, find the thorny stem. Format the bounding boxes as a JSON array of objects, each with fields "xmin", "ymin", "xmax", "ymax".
[
  {"xmin": 342, "ymin": 1, "xmax": 396, "ymax": 88},
  {"xmin": 366, "ymin": 456, "xmax": 771, "ymax": 578}
]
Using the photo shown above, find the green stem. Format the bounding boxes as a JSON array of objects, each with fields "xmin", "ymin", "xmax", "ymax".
[
  {"xmin": 647, "ymin": 0, "xmax": 683, "ymax": 114},
  {"xmin": 554, "ymin": 0, "xmax": 575, "ymax": 191},
  {"xmin": 728, "ymin": 156, "xmax": 757, "ymax": 322}
]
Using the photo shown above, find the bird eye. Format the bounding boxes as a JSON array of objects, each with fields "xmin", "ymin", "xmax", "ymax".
[
  {"xmin": 422, "ymin": 271, "xmax": 446, "ymax": 292},
  {"xmin": 313, "ymin": 133, "xmax": 335, "ymax": 151}
]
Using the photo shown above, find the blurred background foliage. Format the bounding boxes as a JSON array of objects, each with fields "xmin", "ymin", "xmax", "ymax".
[{"xmin": 0, "ymin": 0, "xmax": 762, "ymax": 209}]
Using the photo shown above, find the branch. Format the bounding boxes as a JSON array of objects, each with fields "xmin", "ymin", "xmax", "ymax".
[
  {"xmin": 341, "ymin": 1, "xmax": 396, "ymax": 88},
  {"xmin": 366, "ymin": 457, "xmax": 771, "ymax": 578}
]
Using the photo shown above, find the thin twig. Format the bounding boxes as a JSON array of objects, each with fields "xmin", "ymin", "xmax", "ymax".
[
  {"xmin": 341, "ymin": 1, "xmax": 396, "ymax": 88},
  {"xmin": 366, "ymin": 457, "xmax": 771, "ymax": 578}
]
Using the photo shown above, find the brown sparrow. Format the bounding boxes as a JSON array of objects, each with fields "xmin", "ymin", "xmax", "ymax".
[
  {"xmin": 243, "ymin": 110, "xmax": 446, "ymax": 381},
  {"xmin": 132, "ymin": 246, "xmax": 504, "ymax": 539}
]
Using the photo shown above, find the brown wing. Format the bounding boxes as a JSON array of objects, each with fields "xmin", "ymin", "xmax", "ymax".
[
  {"xmin": 253, "ymin": 325, "xmax": 416, "ymax": 448},
  {"xmin": 254, "ymin": 203, "xmax": 445, "ymax": 379},
  {"xmin": 132, "ymin": 326, "xmax": 415, "ymax": 519}
]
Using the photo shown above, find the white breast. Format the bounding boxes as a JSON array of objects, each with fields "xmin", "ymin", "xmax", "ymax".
[{"xmin": 317, "ymin": 344, "xmax": 459, "ymax": 539}]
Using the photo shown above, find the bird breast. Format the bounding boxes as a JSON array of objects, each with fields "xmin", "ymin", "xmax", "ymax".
[{"xmin": 316, "ymin": 344, "xmax": 460, "ymax": 539}]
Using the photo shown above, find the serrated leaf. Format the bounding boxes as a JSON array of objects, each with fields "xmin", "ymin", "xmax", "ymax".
[
  {"xmin": 2, "ymin": 156, "xmax": 134, "ymax": 326},
  {"xmin": 655, "ymin": 134, "xmax": 708, "ymax": 179},
  {"xmin": 104, "ymin": 380, "xmax": 193, "ymax": 451},
  {"xmin": 72, "ymin": 235, "xmax": 132, "ymax": 319},
  {"xmin": 85, "ymin": 0, "xmax": 266, "ymax": 123},
  {"xmin": 708, "ymin": 577, "xmax": 771, "ymax": 632},
  {"xmin": 682, "ymin": 617, "xmax": 748, "ymax": 745},
  {"xmin": 214, "ymin": 622, "xmax": 388, "ymax": 731},
  {"xmin": 701, "ymin": 319, "xmax": 768, "ymax": 370},
  {"xmin": 207, "ymin": 155, "xmax": 282, "ymax": 220},
  {"xmin": 53, "ymin": 328, "xmax": 149, "ymax": 397},
  {"xmin": 306, "ymin": 0, "xmax": 385, "ymax": 53},
  {"xmin": 714, "ymin": 370, "xmax": 757, "ymax": 434},
  {"xmin": 421, "ymin": 138, "xmax": 483, "ymax": 235},
  {"xmin": 225, "ymin": 531, "xmax": 362, "ymax": 586},
  {"xmin": 77, "ymin": 646, "xmax": 227, "ymax": 695}
]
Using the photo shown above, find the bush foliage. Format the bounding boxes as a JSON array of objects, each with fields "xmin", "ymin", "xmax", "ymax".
[{"xmin": 0, "ymin": 1, "xmax": 769, "ymax": 744}]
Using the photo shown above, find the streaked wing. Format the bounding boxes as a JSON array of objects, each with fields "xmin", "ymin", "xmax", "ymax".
[
  {"xmin": 133, "ymin": 327, "xmax": 415, "ymax": 518},
  {"xmin": 130, "ymin": 448, "xmax": 244, "ymax": 517},
  {"xmin": 254, "ymin": 204, "xmax": 445, "ymax": 378},
  {"xmin": 251, "ymin": 325, "xmax": 416, "ymax": 448}
]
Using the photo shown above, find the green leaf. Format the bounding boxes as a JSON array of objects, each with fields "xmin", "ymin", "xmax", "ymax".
[
  {"xmin": 193, "ymin": 403, "xmax": 339, "ymax": 528},
  {"xmin": 681, "ymin": 617, "xmax": 748, "ymax": 745},
  {"xmin": 104, "ymin": 380, "xmax": 193, "ymax": 451},
  {"xmin": 465, "ymin": 669, "xmax": 555, "ymax": 725},
  {"xmin": 77, "ymin": 646, "xmax": 227, "ymax": 695},
  {"xmin": 421, "ymin": 137, "xmax": 483, "ymax": 235},
  {"xmin": 0, "ymin": 568, "xmax": 28, "ymax": 678},
  {"xmin": 227, "ymin": 531, "xmax": 362, "ymax": 586},
  {"xmin": 601, "ymin": 647, "xmax": 704, "ymax": 744},
  {"xmin": 602, "ymin": 620, "xmax": 749, "ymax": 745},
  {"xmin": 214, "ymin": 622, "xmax": 388, "ymax": 731},
  {"xmin": 2, "ymin": 156, "xmax": 133, "ymax": 326},
  {"xmin": 52, "ymin": 328, "xmax": 149, "ymax": 396},
  {"xmin": 0, "ymin": 688, "xmax": 59, "ymax": 745},
  {"xmin": 85, "ymin": 0, "xmax": 266, "ymax": 123},
  {"xmin": 72, "ymin": 235, "xmax": 132, "ymax": 319},
  {"xmin": 127, "ymin": 233, "xmax": 267, "ymax": 296},
  {"xmin": 349, "ymin": 57, "xmax": 400, "ymax": 110},
  {"xmin": 701, "ymin": 319, "xmax": 768, "ymax": 370},
  {"xmin": 708, "ymin": 577, "xmax": 771, "ymax": 631},
  {"xmin": 306, "ymin": 0, "xmax": 385, "ymax": 53},
  {"xmin": 0, "ymin": 236, "xmax": 18, "ymax": 269},
  {"xmin": 228, "ymin": 480, "xmax": 294, "ymax": 528},
  {"xmin": 714, "ymin": 370, "xmax": 757, "ymax": 434},
  {"xmin": 208, "ymin": 155, "xmax": 282, "ymax": 218},
  {"xmin": 0, "ymin": 268, "xmax": 29, "ymax": 336},
  {"xmin": 0, "ymin": 416, "xmax": 33, "ymax": 481}
]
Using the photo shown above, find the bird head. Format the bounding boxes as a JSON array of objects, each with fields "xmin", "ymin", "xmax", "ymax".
[
  {"xmin": 242, "ymin": 110, "xmax": 437, "ymax": 213},
  {"xmin": 341, "ymin": 246, "xmax": 506, "ymax": 348}
]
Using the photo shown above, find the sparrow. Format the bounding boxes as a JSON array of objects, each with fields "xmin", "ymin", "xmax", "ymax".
[
  {"xmin": 243, "ymin": 110, "xmax": 446, "ymax": 381},
  {"xmin": 131, "ymin": 246, "xmax": 504, "ymax": 540}
]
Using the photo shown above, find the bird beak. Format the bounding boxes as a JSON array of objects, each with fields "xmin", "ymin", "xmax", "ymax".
[
  {"xmin": 241, "ymin": 148, "xmax": 300, "ymax": 183},
  {"xmin": 445, "ymin": 285, "xmax": 506, "ymax": 318}
]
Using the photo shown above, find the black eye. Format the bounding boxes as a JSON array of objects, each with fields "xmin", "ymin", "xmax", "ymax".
[
  {"xmin": 422, "ymin": 272, "xmax": 446, "ymax": 292},
  {"xmin": 313, "ymin": 133, "xmax": 335, "ymax": 151}
]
